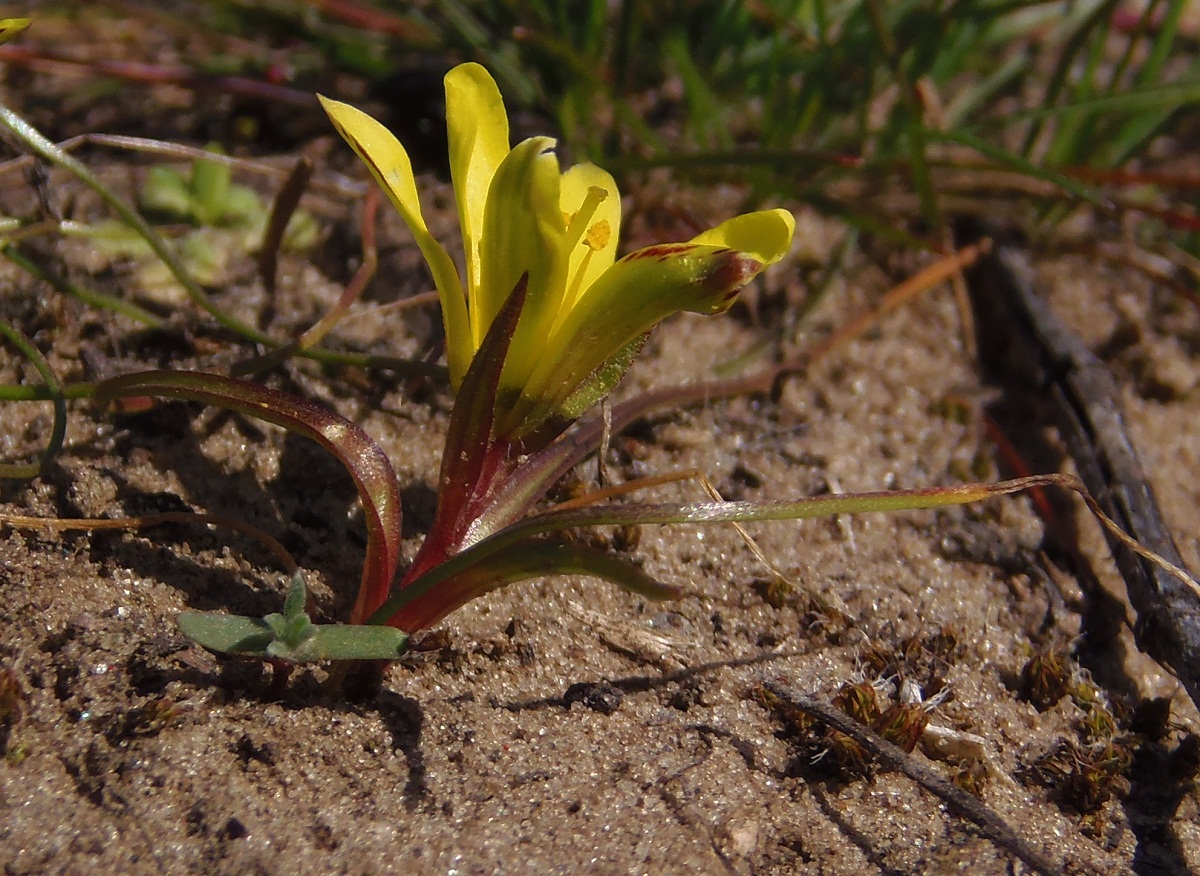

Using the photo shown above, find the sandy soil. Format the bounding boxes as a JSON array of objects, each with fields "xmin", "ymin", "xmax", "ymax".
[{"xmin": 2, "ymin": 16, "xmax": 1200, "ymax": 876}]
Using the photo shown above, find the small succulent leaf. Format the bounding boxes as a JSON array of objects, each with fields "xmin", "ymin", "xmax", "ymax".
[
  {"xmin": 140, "ymin": 167, "xmax": 194, "ymax": 219},
  {"xmin": 687, "ymin": 208, "xmax": 796, "ymax": 265},
  {"xmin": 264, "ymin": 608, "xmax": 315, "ymax": 651},
  {"xmin": 177, "ymin": 228, "xmax": 229, "ymax": 285},
  {"xmin": 444, "ymin": 62, "xmax": 510, "ymax": 315},
  {"xmin": 281, "ymin": 570, "xmax": 309, "ymax": 618},
  {"xmin": 222, "ymin": 184, "xmax": 267, "ymax": 229},
  {"xmin": 190, "ymin": 146, "xmax": 233, "ymax": 226},
  {"xmin": 285, "ymin": 625, "xmax": 410, "ymax": 661},
  {"xmin": 95, "ymin": 371, "xmax": 402, "ymax": 623},
  {"xmin": 178, "ymin": 612, "xmax": 275, "ymax": 656},
  {"xmin": 318, "ymin": 95, "xmax": 471, "ymax": 384},
  {"xmin": 0, "ymin": 18, "xmax": 30, "ymax": 45}
]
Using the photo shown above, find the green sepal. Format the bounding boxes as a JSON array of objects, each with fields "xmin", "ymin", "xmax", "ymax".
[{"xmin": 556, "ymin": 333, "xmax": 648, "ymax": 421}]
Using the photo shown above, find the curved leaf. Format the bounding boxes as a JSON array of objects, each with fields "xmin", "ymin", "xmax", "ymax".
[
  {"xmin": 95, "ymin": 371, "xmax": 401, "ymax": 622},
  {"xmin": 0, "ymin": 319, "xmax": 65, "ymax": 478},
  {"xmin": 377, "ymin": 537, "xmax": 679, "ymax": 631}
]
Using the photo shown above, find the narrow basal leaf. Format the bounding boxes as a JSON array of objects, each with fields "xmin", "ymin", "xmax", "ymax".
[
  {"xmin": 95, "ymin": 371, "xmax": 402, "ymax": 623},
  {"xmin": 0, "ymin": 319, "xmax": 66, "ymax": 478},
  {"xmin": 375, "ymin": 537, "xmax": 679, "ymax": 630},
  {"xmin": 413, "ymin": 273, "xmax": 529, "ymax": 573},
  {"xmin": 374, "ymin": 473, "xmax": 1200, "ymax": 631}
]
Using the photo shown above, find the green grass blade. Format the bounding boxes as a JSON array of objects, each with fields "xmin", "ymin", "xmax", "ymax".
[
  {"xmin": 0, "ymin": 320, "xmax": 67, "ymax": 478},
  {"xmin": 1003, "ymin": 78, "xmax": 1200, "ymax": 121},
  {"xmin": 0, "ymin": 102, "xmax": 271, "ymax": 345},
  {"xmin": 932, "ymin": 128, "xmax": 1111, "ymax": 209},
  {"xmin": 1, "ymin": 245, "xmax": 163, "ymax": 327}
]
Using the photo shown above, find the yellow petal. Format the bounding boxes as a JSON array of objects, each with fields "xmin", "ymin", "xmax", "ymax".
[
  {"xmin": 479, "ymin": 136, "xmax": 567, "ymax": 354},
  {"xmin": 688, "ymin": 208, "xmax": 796, "ymax": 266},
  {"xmin": 0, "ymin": 18, "xmax": 30, "ymax": 45},
  {"xmin": 559, "ymin": 163, "xmax": 621, "ymax": 312},
  {"xmin": 499, "ymin": 242, "xmax": 769, "ymax": 435},
  {"xmin": 318, "ymin": 95, "xmax": 472, "ymax": 385},
  {"xmin": 445, "ymin": 63, "xmax": 510, "ymax": 322}
]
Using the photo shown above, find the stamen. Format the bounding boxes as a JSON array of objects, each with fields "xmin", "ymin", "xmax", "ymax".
[
  {"xmin": 565, "ymin": 247, "xmax": 596, "ymax": 310},
  {"xmin": 562, "ymin": 187, "xmax": 611, "ymax": 311},
  {"xmin": 565, "ymin": 186, "xmax": 608, "ymax": 250}
]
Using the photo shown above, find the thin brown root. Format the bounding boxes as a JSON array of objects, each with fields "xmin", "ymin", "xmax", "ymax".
[
  {"xmin": 0, "ymin": 510, "xmax": 297, "ymax": 573},
  {"xmin": 789, "ymin": 238, "xmax": 992, "ymax": 374}
]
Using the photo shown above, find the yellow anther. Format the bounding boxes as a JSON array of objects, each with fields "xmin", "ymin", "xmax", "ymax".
[{"xmin": 585, "ymin": 219, "xmax": 611, "ymax": 251}]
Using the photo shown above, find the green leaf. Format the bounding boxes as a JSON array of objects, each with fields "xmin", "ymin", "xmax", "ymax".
[
  {"xmin": 930, "ymin": 129, "xmax": 1110, "ymax": 209},
  {"xmin": 1006, "ymin": 78, "xmax": 1200, "ymax": 123},
  {"xmin": 190, "ymin": 146, "xmax": 233, "ymax": 226},
  {"xmin": 222, "ymin": 185, "xmax": 267, "ymax": 228},
  {"xmin": 94, "ymin": 371, "xmax": 403, "ymax": 623},
  {"xmin": 179, "ymin": 572, "xmax": 410, "ymax": 662},
  {"xmin": 140, "ymin": 166, "xmax": 194, "ymax": 219},
  {"xmin": 374, "ymin": 537, "xmax": 679, "ymax": 631},
  {"xmin": 178, "ymin": 612, "xmax": 275, "ymax": 655},
  {"xmin": 281, "ymin": 571, "xmax": 308, "ymax": 618},
  {"xmin": 0, "ymin": 102, "xmax": 270, "ymax": 344},
  {"xmin": 280, "ymin": 625, "xmax": 409, "ymax": 662},
  {"xmin": 178, "ymin": 611, "xmax": 410, "ymax": 662}
]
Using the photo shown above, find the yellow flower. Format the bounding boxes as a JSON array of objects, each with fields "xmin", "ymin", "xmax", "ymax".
[
  {"xmin": 319, "ymin": 63, "xmax": 794, "ymax": 437},
  {"xmin": 0, "ymin": 19, "xmax": 30, "ymax": 45}
]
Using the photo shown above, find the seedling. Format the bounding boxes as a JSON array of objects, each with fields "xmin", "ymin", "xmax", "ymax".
[
  {"xmin": 83, "ymin": 145, "xmax": 318, "ymax": 300},
  {"xmin": 178, "ymin": 573, "xmax": 410, "ymax": 662}
]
